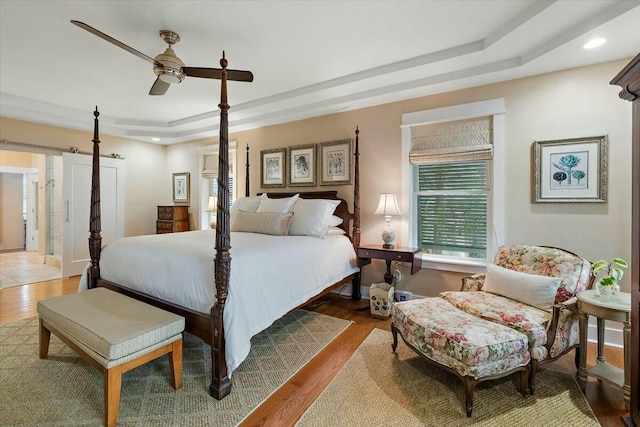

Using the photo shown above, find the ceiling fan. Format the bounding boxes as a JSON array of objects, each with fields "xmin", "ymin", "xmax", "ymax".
[{"xmin": 71, "ymin": 20, "xmax": 253, "ymax": 96}]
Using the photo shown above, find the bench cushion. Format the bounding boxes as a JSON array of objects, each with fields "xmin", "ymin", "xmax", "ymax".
[
  {"xmin": 391, "ymin": 297, "xmax": 530, "ymax": 379},
  {"xmin": 37, "ymin": 288, "xmax": 185, "ymax": 362},
  {"xmin": 440, "ymin": 291, "xmax": 551, "ymax": 355}
]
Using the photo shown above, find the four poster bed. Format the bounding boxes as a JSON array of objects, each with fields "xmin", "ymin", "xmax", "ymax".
[{"xmin": 85, "ymin": 54, "xmax": 362, "ymax": 399}]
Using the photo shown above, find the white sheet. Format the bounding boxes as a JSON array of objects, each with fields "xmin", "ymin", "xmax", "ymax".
[{"xmin": 80, "ymin": 230, "xmax": 358, "ymax": 374}]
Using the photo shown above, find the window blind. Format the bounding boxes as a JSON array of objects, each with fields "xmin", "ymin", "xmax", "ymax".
[
  {"xmin": 416, "ymin": 162, "xmax": 487, "ymax": 257},
  {"xmin": 409, "ymin": 116, "xmax": 493, "ymax": 164},
  {"xmin": 202, "ymin": 151, "xmax": 235, "ymax": 179}
]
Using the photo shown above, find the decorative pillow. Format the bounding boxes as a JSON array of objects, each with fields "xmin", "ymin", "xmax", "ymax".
[
  {"xmin": 482, "ymin": 264, "xmax": 562, "ymax": 311},
  {"xmin": 231, "ymin": 211, "xmax": 294, "ymax": 236},
  {"xmin": 326, "ymin": 226, "xmax": 346, "ymax": 236},
  {"xmin": 230, "ymin": 194, "xmax": 267, "ymax": 214},
  {"xmin": 256, "ymin": 194, "xmax": 299, "ymax": 213},
  {"xmin": 328, "ymin": 215, "xmax": 343, "ymax": 227},
  {"xmin": 288, "ymin": 199, "xmax": 340, "ymax": 238}
]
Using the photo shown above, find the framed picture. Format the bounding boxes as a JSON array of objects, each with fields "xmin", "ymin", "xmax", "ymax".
[
  {"xmin": 260, "ymin": 148, "xmax": 286, "ymax": 188},
  {"xmin": 318, "ymin": 139, "xmax": 353, "ymax": 186},
  {"xmin": 533, "ymin": 135, "xmax": 608, "ymax": 203},
  {"xmin": 287, "ymin": 144, "xmax": 316, "ymax": 186},
  {"xmin": 172, "ymin": 172, "xmax": 190, "ymax": 203}
]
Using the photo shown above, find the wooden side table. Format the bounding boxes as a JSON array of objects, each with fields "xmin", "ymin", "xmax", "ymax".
[
  {"xmin": 577, "ymin": 289, "xmax": 632, "ymax": 410},
  {"xmin": 357, "ymin": 244, "xmax": 421, "ymax": 284}
]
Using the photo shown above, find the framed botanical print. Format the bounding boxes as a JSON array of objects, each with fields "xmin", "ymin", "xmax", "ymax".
[
  {"xmin": 318, "ymin": 139, "xmax": 352, "ymax": 186},
  {"xmin": 172, "ymin": 172, "xmax": 190, "ymax": 203},
  {"xmin": 260, "ymin": 148, "xmax": 286, "ymax": 188},
  {"xmin": 533, "ymin": 135, "xmax": 608, "ymax": 203},
  {"xmin": 287, "ymin": 144, "xmax": 316, "ymax": 186}
]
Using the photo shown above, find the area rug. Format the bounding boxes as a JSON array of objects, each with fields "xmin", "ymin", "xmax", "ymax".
[
  {"xmin": 0, "ymin": 310, "xmax": 352, "ymax": 426},
  {"xmin": 297, "ymin": 328, "xmax": 599, "ymax": 427}
]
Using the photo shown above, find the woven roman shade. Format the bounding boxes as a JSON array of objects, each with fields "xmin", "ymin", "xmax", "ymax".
[
  {"xmin": 202, "ymin": 152, "xmax": 234, "ymax": 178},
  {"xmin": 409, "ymin": 116, "xmax": 493, "ymax": 164}
]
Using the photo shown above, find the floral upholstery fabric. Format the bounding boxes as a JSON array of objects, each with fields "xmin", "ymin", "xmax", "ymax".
[
  {"xmin": 493, "ymin": 245, "xmax": 592, "ymax": 303},
  {"xmin": 391, "ymin": 298, "xmax": 530, "ymax": 379},
  {"xmin": 440, "ymin": 291, "xmax": 551, "ymax": 360},
  {"xmin": 454, "ymin": 245, "xmax": 592, "ymax": 363}
]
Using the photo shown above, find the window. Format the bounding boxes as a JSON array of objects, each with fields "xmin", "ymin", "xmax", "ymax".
[
  {"xmin": 201, "ymin": 148, "xmax": 237, "ymax": 229},
  {"xmin": 415, "ymin": 161, "xmax": 488, "ymax": 259},
  {"xmin": 401, "ymin": 99, "xmax": 505, "ymax": 272}
]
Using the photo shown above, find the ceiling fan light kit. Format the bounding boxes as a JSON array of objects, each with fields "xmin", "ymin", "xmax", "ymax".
[{"xmin": 70, "ymin": 20, "xmax": 253, "ymax": 96}]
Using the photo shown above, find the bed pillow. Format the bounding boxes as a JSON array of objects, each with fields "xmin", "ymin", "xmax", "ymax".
[
  {"xmin": 288, "ymin": 199, "xmax": 341, "ymax": 238},
  {"xmin": 231, "ymin": 211, "xmax": 294, "ymax": 236},
  {"xmin": 326, "ymin": 226, "xmax": 346, "ymax": 236},
  {"xmin": 230, "ymin": 194, "xmax": 267, "ymax": 214},
  {"xmin": 482, "ymin": 264, "xmax": 562, "ymax": 311},
  {"xmin": 256, "ymin": 194, "xmax": 299, "ymax": 213},
  {"xmin": 328, "ymin": 215, "xmax": 343, "ymax": 227}
]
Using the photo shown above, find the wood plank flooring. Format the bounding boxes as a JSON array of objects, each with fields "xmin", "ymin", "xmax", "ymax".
[{"xmin": 0, "ymin": 277, "xmax": 627, "ymax": 426}]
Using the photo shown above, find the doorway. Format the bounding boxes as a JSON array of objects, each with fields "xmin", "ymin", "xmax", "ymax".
[{"xmin": 0, "ymin": 150, "xmax": 62, "ymax": 287}]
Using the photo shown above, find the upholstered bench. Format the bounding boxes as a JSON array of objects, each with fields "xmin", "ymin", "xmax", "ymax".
[
  {"xmin": 37, "ymin": 288, "xmax": 185, "ymax": 427},
  {"xmin": 391, "ymin": 297, "xmax": 530, "ymax": 417}
]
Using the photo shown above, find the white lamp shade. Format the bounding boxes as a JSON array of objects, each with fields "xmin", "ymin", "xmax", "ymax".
[
  {"xmin": 206, "ymin": 196, "xmax": 217, "ymax": 212},
  {"xmin": 374, "ymin": 193, "xmax": 401, "ymax": 216}
]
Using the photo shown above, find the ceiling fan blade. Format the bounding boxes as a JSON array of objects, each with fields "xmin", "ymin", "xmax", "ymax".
[
  {"xmin": 149, "ymin": 77, "xmax": 170, "ymax": 95},
  {"xmin": 71, "ymin": 20, "xmax": 158, "ymax": 66},
  {"xmin": 182, "ymin": 67, "xmax": 254, "ymax": 82}
]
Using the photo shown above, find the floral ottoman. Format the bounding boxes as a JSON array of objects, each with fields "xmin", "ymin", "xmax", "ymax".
[{"xmin": 390, "ymin": 297, "xmax": 530, "ymax": 417}]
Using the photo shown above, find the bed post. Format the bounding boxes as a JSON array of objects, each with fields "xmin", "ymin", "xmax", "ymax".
[
  {"xmin": 352, "ymin": 126, "xmax": 362, "ymax": 300},
  {"xmin": 210, "ymin": 52, "xmax": 232, "ymax": 399},
  {"xmin": 245, "ymin": 144, "xmax": 250, "ymax": 197},
  {"xmin": 88, "ymin": 107, "xmax": 102, "ymax": 289}
]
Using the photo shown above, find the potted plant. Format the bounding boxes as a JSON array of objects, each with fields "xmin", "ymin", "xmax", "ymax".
[{"xmin": 592, "ymin": 257, "xmax": 628, "ymax": 298}]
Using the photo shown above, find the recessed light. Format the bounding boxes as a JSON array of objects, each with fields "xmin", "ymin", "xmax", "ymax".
[
  {"xmin": 583, "ymin": 38, "xmax": 606, "ymax": 49},
  {"xmin": 151, "ymin": 137, "xmax": 160, "ymax": 142}
]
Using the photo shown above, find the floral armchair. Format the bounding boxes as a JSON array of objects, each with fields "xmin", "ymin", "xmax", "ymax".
[{"xmin": 440, "ymin": 245, "xmax": 594, "ymax": 392}]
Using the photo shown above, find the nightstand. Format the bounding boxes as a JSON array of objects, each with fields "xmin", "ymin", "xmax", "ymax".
[
  {"xmin": 357, "ymin": 244, "xmax": 421, "ymax": 284},
  {"xmin": 577, "ymin": 289, "xmax": 631, "ymax": 410}
]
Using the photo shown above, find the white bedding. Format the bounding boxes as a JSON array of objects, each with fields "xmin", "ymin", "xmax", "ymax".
[{"xmin": 80, "ymin": 230, "xmax": 358, "ymax": 374}]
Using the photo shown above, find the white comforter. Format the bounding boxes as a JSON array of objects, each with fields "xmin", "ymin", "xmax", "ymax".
[{"xmin": 80, "ymin": 230, "xmax": 358, "ymax": 374}]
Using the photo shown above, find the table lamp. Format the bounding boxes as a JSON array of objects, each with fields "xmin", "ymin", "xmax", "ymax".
[
  {"xmin": 374, "ymin": 193, "xmax": 401, "ymax": 248},
  {"xmin": 206, "ymin": 195, "xmax": 217, "ymax": 229}
]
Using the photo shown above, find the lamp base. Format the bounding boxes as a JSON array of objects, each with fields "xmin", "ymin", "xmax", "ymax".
[
  {"xmin": 381, "ymin": 226, "xmax": 396, "ymax": 248},
  {"xmin": 210, "ymin": 221, "xmax": 216, "ymax": 229},
  {"xmin": 383, "ymin": 243, "xmax": 395, "ymax": 249}
]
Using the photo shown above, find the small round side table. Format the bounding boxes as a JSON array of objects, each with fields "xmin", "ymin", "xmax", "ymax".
[{"xmin": 577, "ymin": 289, "xmax": 631, "ymax": 410}]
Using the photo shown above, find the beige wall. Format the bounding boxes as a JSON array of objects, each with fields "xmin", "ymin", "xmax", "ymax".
[
  {"xmin": 0, "ymin": 59, "xmax": 632, "ymax": 297},
  {"xmin": 0, "ymin": 150, "xmax": 37, "ymax": 168},
  {"xmin": 177, "ymin": 59, "xmax": 633, "ymax": 297},
  {"xmin": 0, "ymin": 173, "xmax": 24, "ymax": 250},
  {"xmin": 0, "ymin": 118, "xmax": 168, "ymax": 237}
]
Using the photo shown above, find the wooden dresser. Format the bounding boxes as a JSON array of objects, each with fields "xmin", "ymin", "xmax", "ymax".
[{"xmin": 156, "ymin": 206, "xmax": 189, "ymax": 234}]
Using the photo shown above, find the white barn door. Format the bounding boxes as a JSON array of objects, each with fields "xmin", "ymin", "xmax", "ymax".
[{"xmin": 62, "ymin": 153, "xmax": 124, "ymax": 277}]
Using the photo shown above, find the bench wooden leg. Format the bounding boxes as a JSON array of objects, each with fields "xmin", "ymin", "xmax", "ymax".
[
  {"xmin": 104, "ymin": 365, "xmax": 123, "ymax": 427},
  {"xmin": 39, "ymin": 318, "xmax": 51, "ymax": 359},
  {"xmin": 519, "ymin": 366, "xmax": 529, "ymax": 396},
  {"xmin": 169, "ymin": 338, "xmax": 183, "ymax": 390}
]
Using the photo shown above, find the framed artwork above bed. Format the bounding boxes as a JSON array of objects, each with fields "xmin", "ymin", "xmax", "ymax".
[
  {"xmin": 287, "ymin": 144, "xmax": 316, "ymax": 187},
  {"xmin": 260, "ymin": 148, "xmax": 286, "ymax": 188},
  {"xmin": 172, "ymin": 172, "xmax": 190, "ymax": 203},
  {"xmin": 319, "ymin": 139, "xmax": 353, "ymax": 185}
]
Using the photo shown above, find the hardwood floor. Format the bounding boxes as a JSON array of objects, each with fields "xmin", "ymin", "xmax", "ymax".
[{"xmin": 0, "ymin": 278, "xmax": 628, "ymax": 426}]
